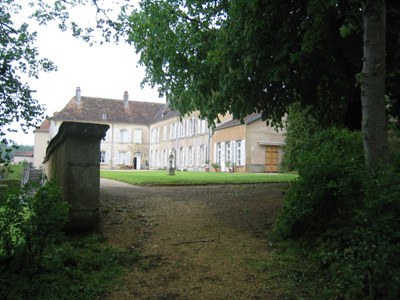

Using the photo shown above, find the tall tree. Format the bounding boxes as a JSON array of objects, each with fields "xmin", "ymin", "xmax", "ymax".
[
  {"xmin": 115, "ymin": 0, "xmax": 399, "ymax": 169},
  {"xmin": 361, "ymin": 0, "xmax": 390, "ymax": 167},
  {"xmin": 26, "ymin": 0, "xmax": 400, "ymax": 169}
]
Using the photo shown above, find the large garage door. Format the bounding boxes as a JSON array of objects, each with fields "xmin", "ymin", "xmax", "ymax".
[{"xmin": 265, "ymin": 146, "xmax": 279, "ymax": 172}]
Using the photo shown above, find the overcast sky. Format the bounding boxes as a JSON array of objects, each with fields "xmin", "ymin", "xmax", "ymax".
[{"xmin": 6, "ymin": 2, "xmax": 165, "ymax": 146}]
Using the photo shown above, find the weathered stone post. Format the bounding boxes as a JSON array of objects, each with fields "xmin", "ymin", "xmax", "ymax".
[
  {"xmin": 44, "ymin": 122, "xmax": 109, "ymax": 232},
  {"xmin": 168, "ymin": 153, "xmax": 175, "ymax": 175}
]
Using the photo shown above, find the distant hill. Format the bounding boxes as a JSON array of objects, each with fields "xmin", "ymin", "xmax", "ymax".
[{"xmin": 0, "ymin": 143, "xmax": 34, "ymax": 162}]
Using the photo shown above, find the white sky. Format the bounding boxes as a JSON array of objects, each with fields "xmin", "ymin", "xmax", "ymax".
[{"xmin": 6, "ymin": 2, "xmax": 165, "ymax": 146}]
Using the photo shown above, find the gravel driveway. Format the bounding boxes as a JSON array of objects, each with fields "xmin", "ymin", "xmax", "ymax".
[{"xmin": 99, "ymin": 178, "xmax": 287, "ymax": 299}]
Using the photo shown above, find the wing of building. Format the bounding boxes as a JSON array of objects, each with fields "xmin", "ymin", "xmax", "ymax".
[{"xmin": 34, "ymin": 88, "xmax": 286, "ymax": 172}]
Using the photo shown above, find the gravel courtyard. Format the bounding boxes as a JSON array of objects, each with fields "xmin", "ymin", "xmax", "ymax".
[{"xmin": 99, "ymin": 178, "xmax": 287, "ymax": 299}]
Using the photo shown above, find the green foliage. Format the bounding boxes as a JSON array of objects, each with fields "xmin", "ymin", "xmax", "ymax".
[
  {"xmin": 0, "ymin": 179, "xmax": 69, "ymax": 265},
  {"xmin": 1, "ymin": 1, "xmax": 57, "ymax": 144},
  {"xmin": 316, "ymin": 167, "xmax": 400, "ymax": 299},
  {"xmin": 0, "ymin": 179, "xmax": 135, "ymax": 299},
  {"xmin": 281, "ymin": 103, "xmax": 323, "ymax": 172},
  {"xmin": 276, "ymin": 127, "xmax": 400, "ymax": 298},
  {"xmin": 0, "ymin": 179, "xmax": 21, "ymax": 203},
  {"xmin": 113, "ymin": 0, "xmax": 400, "ymax": 128},
  {"xmin": 0, "ymin": 234, "xmax": 132, "ymax": 300},
  {"xmin": 0, "ymin": 162, "xmax": 25, "ymax": 180},
  {"xmin": 276, "ymin": 128, "xmax": 365, "ymax": 239}
]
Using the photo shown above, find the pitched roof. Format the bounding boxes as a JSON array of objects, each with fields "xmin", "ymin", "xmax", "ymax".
[
  {"xmin": 151, "ymin": 103, "xmax": 181, "ymax": 124},
  {"xmin": 215, "ymin": 113, "xmax": 262, "ymax": 130},
  {"xmin": 14, "ymin": 152, "xmax": 34, "ymax": 157},
  {"xmin": 35, "ymin": 119, "xmax": 50, "ymax": 132},
  {"xmin": 51, "ymin": 96, "xmax": 165, "ymax": 125}
]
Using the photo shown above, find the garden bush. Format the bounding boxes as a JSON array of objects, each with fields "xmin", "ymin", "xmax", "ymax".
[
  {"xmin": 276, "ymin": 127, "xmax": 400, "ymax": 299},
  {"xmin": 0, "ymin": 179, "xmax": 69, "ymax": 267},
  {"xmin": 276, "ymin": 128, "xmax": 365, "ymax": 239},
  {"xmin": 0, "ymin": 180, "xmax": 133, "ymax": 299}
]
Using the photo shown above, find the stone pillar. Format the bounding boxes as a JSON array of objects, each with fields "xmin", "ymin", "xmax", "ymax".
[{"xmin": 44, "ymin": 122, "xmax": 109, "ymax": 232}]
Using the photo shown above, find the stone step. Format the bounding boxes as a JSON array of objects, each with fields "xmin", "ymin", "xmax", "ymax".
[{"xmin": 28, "ymin": 169, "xmax": 43, "ymax": 184}]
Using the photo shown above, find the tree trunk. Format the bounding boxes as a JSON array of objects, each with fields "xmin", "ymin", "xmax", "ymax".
[{"xmin": 361, "ymin": 0, "xmax": 390, "ymax": 170}]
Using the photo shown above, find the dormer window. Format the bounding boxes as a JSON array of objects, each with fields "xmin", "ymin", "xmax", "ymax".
[{"xmin": 102, "ymin": 113, "xmax": 108, "ymax": 120}]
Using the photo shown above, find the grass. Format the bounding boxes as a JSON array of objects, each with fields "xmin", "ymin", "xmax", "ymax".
[
  {"xmin": 0, "ymin": 234, "xmax": 140, "ymax": 300},
  {"xmin": 100, "ymin": 170, "xmax": 298, "ymax": 186}
]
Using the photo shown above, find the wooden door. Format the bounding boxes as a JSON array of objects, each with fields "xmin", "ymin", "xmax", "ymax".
[{"xmin": 265, "ymin": 146, "xmax": 279, "ymax": 172}]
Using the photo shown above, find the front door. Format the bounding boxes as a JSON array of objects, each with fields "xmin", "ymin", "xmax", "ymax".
[
  {"xmin": 265, "ymin": 146, "xmax": 278, "ymax": 172},
  {"xmin": 134, "ymin": 153, "xmax": 141, "ymax": 170}
]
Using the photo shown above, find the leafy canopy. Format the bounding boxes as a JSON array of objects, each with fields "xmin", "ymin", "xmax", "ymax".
[
  {"xmin": 0, "ymin": 1, "xmax": 57, "ymax": 142},
  {"xmin": 25, "ymin": 0, "xmax": 400, "ymax": 130},
  {"xmin": 115, "ymin": 0, "xmax": 399, "ymax": 128}
]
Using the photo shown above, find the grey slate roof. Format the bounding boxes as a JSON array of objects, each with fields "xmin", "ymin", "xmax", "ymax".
[
  {"xmin": 215, "ymin": 113, "xmax": 262, "ymax": 130},
  {"xmin": 51, "ymin": 96, "xmax": 165, "ymax": 125},
  {"xmin": 150, "ymin": 103, "xmax": 181, "ymax": 124}
]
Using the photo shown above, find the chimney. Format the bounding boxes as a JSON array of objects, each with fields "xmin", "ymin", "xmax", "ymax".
[
  {"xmin": 76, "ymin": 87, "xmax": 81, "ymax": 104},
  {"xmin": 123, "ymin": 91, "xmax": 129, "ymax": 107}
]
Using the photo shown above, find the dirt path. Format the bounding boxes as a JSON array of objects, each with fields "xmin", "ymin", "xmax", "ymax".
[{"xmin": 99, "ymin": 178, "xmax": 287, "ymax": 300}]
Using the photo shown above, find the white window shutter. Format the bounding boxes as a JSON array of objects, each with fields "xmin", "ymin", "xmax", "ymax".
[
  {"xmin": 115, "ymin": 151, "xmax": 119, "ymax": 164},
  {"xmin": 127, "ymin": 130, "xmax": 131, "ymax": 143},
  {"xmin": 197, "ymin": 146, "xmax": 200, "ymax": 166},
  {"xmin": 241, "ymin": 140, "xmax": 246, "ymax": 165},
  {"xmin": 115, "ymin": 129, "xmax": 120, "ymax": 142},
  {"xmin": 213, "ymin": 143, "xmax": 217, "ymax": 163},
  {"xmin": 232, "ymin": 141, "xmax": 236, "ymax": 164},
  {"xmin": 126, "ymin": 152, "xmax": 131, "ymax": 165},
  {"xmin": 221, "ymin": 142, "xmax": 226, "ymax": 163},
  {"xmin": 197, "ymin": 118, "xmax": 201, "ymax": 134},
  {"xmin": 105, "ymin": 151, "xmax": 110, "ymax": 164}
]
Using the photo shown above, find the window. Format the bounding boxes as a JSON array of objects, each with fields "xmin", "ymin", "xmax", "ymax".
[
  {"xmin": 119, "ymin": 130, "xmax": 131, "ymax": 143},
  {"xmin": 133, "ymin": 130, "xmax": 142, "ymax": 143},
  {"xmin": 200, "ymin": 145, "xmax": 207, "ymax": 166},
  {"xmin": 189, "ymin": 118, "xmax": 195, "ymax": 136},
  {"xmin": 237, "ymin": 140, "xmax": 246, "ymax": 166},
  {"xmin": 217, "ymin": 143, "xmax": 222, "ymax": 165},
  {"xmin": 155, "ymin": 150, "xmax": 160, "ymax": 167},
  {"xmin": 115, "ymin": 151, "xmax": 130, "ymax": 165},
  {"xmin": 180, "ymin": 147, "xmax": 185, "ymax": 167},
  {"xmin": 181, "ymin": 121, "xmax": 185, "ymax": 137},
  {"xmin": 201, "ymin": 119, "xmax": 206, "ymax": 134},
  {"xmin": 171, "ymin": 123, "xmax": 177, "ymax": 139},
  {"xmin": 156, "ymin": 127, "xmax": 160, "ymax": 142},
  {"xmin": 102, "ymin": 113, "xmax": 107, "ymax": 120},
  {"xmin": 226, "ymin": 142, "xmax": 235, "ymax": 164},
  {"xmin": 163, "ymin": 149, "xmax": 168, "ymax": 167},
  {"xmin": 189, "ymin": 146, "xmax": 194, "ymax": 166},
  {"xmin": 197, "ymin": 118, "xmax": 201, "ymax": 134},
  {"xmin": 163, "ymin": 125, "xmax": 167, "ymax": 141},
  {"xmin": 100, "ymin": 151, "xmax": 110, "ymax": 164}
]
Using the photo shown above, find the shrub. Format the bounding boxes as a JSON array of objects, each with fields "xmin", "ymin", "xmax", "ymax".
[
  {"xmin": 0, "ymin": 179, "xmax": 69, "ymax": 266},
  {"xmin": 276, "ymin": 128, "xmax": 365, "ymax": 239},
  {"xmin": 319, "ymin": 168, "xmax": 400, "ymax": 299},
  {"xmin": 276, "ymin": 127, "xmax": 400, "ymax": 299},
  {"xmin": 280, "ymin": 103, "xmax": 322, "ymax": 172}
]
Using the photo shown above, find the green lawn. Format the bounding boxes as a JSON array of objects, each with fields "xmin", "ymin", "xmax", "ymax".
[{"xmin": 100, "ymin": 170, "xmax": 298, "ymax": 186}]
